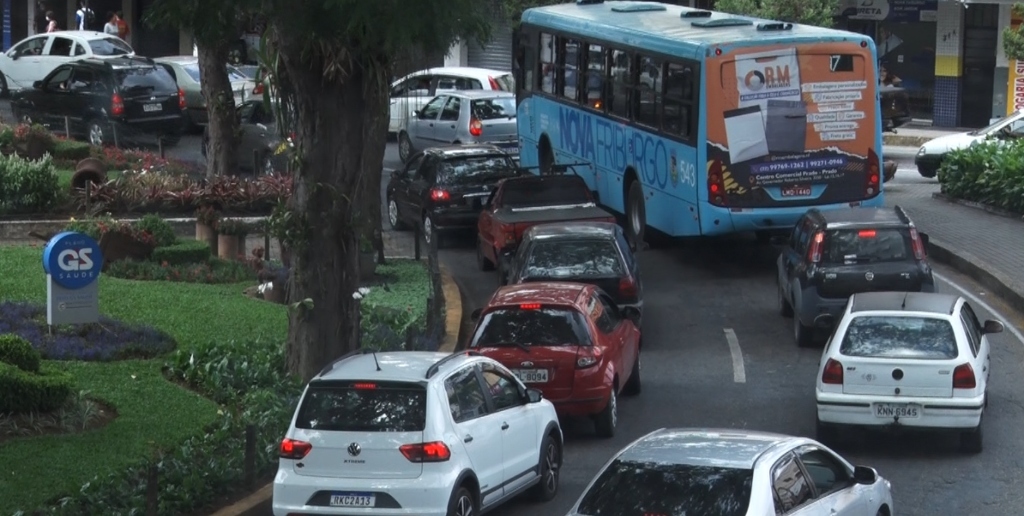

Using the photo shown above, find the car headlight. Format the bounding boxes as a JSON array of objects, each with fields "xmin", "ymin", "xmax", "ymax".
[{"xmin": 917, "ymin": 146, "xmax": 926, "ymax": 156}]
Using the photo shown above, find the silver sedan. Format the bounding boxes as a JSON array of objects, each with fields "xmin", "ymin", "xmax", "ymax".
[
  {"xmin": 399, "ymin": 90, "xmax": 519, "ymax": 163},
  {"xmin": 565, "ymin": 428, "xmax": 894, "ymax": 516}
]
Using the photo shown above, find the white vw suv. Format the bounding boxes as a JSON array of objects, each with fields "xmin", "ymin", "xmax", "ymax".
[{"xmin": 273, "ymin": 350, "xmax": 563, "ymax": 516}]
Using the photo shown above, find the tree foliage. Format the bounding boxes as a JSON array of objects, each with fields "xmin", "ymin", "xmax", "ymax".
[
  {"xmin": 501, "ymin": 0, "xmax": 566, "ymax": 25},
  {"xmin": 1004, "ymin": 3, "xmax": 1024, "ymax": 62},
  {"xmin": 715, "ymin": 0, "xmax": 838, "ymax": 27}
]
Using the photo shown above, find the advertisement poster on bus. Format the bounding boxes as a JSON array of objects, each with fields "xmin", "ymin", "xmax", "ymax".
[{"xmin": 705, "ymin": 42, "xmax": 879, "ymax": 208}]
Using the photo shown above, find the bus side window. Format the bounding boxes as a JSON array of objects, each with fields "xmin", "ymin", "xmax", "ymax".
[
  {"xmin": 664, "ymin": 62, "xmax": 696, "ymax": 140},
  {"xmin": 540, "ymin": 33, "xmax": 557, "ymax": 95},
  {"xmin": 608, "ymin": 49, "xmax": 632, "ymax": 120},
  {"xmin": 636, "ymin": 55, "xmax": 662, "ymax": 128},
  {"xmin": 585, "ymin": 43, "xmax": 606, "ymax": 111},
  {"xmin": 559, "ymin": 38, "xmax": 582, "ymax": 103}
]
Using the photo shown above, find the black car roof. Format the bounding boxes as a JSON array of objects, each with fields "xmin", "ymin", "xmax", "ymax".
[
  {"xmin": 526, "ymin": 222, "xmax": 620, "ymax": 241},
  {"xmin": 850, "ymin": 292, "xmax": 959, "ymax": 315},
  {"xmin": 425, "ymin": 144, "xmax": 513, "ymax": 158},
  {"xmin": 808, "ymin": 206, "xmax": 912, "ymax": 228}
]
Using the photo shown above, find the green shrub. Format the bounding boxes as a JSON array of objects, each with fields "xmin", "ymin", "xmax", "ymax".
[
  {"xmin": 151, "ymin": 240, "xmax": 212, "ymax": 266},
  {"xmin": 105, "ymin": 257, "xmax": 254, "ymax": 283},
  {"xmin": 52, "ymin": 139, "xmax": 92, "ymax": 161},
  {"xmin": 0, "ymin": 153, "xmax": 62, "ymax": 215},
  {"xmin": 938, "ymin": 139, "xmax": 1024, "ymax": 213},
  {"xmin": 134, "ymin": 214, "xmax": 178, "ymax": 247},
  {"xmin": 0, "ymin": 334, "xmax": 41, "ymax": 373},
  {"xmin": 0, "ymin": 363, "xmax": 74, "ymax": 414}
]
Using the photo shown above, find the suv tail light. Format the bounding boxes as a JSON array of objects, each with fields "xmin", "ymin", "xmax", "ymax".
[
  {"xmin": 575, "ymin": 347, "xmax": 602, "ymax": 369},
  {"xmin": 619, "ymin": 276, "xmax": 638, "ymax": 300},
  {"xmin": 821, "ymin": 359, "xmax": 843, "ymax": 384},
  {"xmin": 708, "ymin": 160, "xmax": 727, "ymax": 206},
  {"xmin": 400, "ymin": 441, "xmax": 451, "ymax": 462},
  {"xmin": 866, "ymin": 149, "xmax": 880, "ymax": 196},
  {"xmin": 178, "ymin": 88, "xmax": 186, "ymax": 110},
  {"xmin": 111, "ymin": 93, "xmax": 125, "ymax": 116},
  {"xmin": 469, "ymin": 118, "xmax": 483, "ymax": 137},
  {"xmin": 953, "ymin": 363, "xmax": 976, "ymax": 389},
  {"xmin": 807, "ymin": 231, "xmax": 824, "ymax": 264},
  {"xmin": 429, "ymin": 188, "xmax": 450, "ymax": 202},
  {"xmin": 909, "ymin": 226, "xmax": 926, "ymax": 260},
  {"xmin": 488, "ymin": 76, "xmax": 501, "ymax": 90},
  {"xmin": 280, "ymin": 438, "xmax": 312, "ymax": 459}
]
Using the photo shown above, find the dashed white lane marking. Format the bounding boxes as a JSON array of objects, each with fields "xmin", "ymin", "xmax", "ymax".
[
  {"xmin": 724, "ymin": 328, "xmax": 746, "ymax": 383},
  {"xmin": 934, "ymin": 271, "xmax": 1024, "ymax": 346}
]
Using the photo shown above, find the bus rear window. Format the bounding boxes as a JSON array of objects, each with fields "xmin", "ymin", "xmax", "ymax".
[{"xmin": 470, "ymin": 307, "xmax": 591, "ymax": 347}]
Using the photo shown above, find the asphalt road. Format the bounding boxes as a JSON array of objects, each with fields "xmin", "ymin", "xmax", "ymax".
[{"xmin": 384, "ymin": 145, "xmax": 1024, "ymax": 516}]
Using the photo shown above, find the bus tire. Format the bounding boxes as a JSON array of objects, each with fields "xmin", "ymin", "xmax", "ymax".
[
  {"xmin": 539, "ymin": 137, "xmax": 554, "ymax": 175},
  {"xmin": 626, "ymin": 180, "xmax": 646, "ymax": 251}
]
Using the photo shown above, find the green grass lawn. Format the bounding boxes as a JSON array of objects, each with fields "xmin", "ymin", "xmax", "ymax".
[{"xmin": 0, "ymin": 244, "xmax": 287, "ymax": 513}]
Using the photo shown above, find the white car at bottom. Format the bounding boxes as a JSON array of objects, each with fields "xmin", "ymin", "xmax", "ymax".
[
  {"xmin": 815, "ymin": 291, "xmax": 1004, "ymax": 454},
  {"xmin": 273, "ymin": 350, "xmax": 563, "ymax": 516},
  {"xmin": 565, "ymin": 428, "xmax": 894, "ymax": 516}
]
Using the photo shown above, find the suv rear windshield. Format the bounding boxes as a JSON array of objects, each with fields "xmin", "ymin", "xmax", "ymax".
[
  {"xmin": 501, "ymin": 177, "xmax": 592, "ymax": 207},
  {"xmin": 492, "ymin": 73, "xmax": 514, "ymax": 91},
  {"xmin": 89, "ymin": 37, "xmax": 133, "ymax": 56},
  {"xmin": 471, "ymin": 97, "xmax": 515, "ymax": 120},
  {"xmin": 295, "ymin": 381, "xmax": 427, "ymax": 432},
  {"xmin": 840, "ymin": 316, "xmax": 958, "ymax": 359},
  {"xmin": 576, "ymin": 459, "xmax": 753, "ymax": 516},
  {"xmin": 523, "ymin": 239, "xmax": 623, "ymax": 279},
  {"xmin": 115, "ymin": 66, "xmax": 178, "ymax": 95},
  {"xmin": 470, "ymin": 307, "xmax": 591, "ymax": 348},
  {"xmin": 824, "ymin": 228, "xmax": 913, "ymax": 264},
  {"xmin": 437, "ymin": 155, "xmax": 518, "ymax": 185}
]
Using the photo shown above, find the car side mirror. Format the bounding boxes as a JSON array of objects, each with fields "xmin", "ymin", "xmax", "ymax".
[
  {"xmin": 852, "ymin": 465, "xmax": 877, "ymax": 485},
  {"xmin": 919, "ymin": 232, "xmax": 930, "ymax": 247},
  {"xmin": 983, "ymin": 320, "xmax": 1005, "ymax": 335},
  {"xmin": 413, "ymin": 109, "xmax": 423, "ymax": 119},
  {"xmin": 621, "ymin": 306, "xmax": 641, "ymax": 327},
  {"xmin": 32, "ymin": 80, "xmax": 42, "ymax": 89},
  {"xmin": 10, "ymin": 53, "xmax": 19, "ymax": 61},
  {"xmin": 470, "ymin": 308, "xmax": 482, "ymax": 321},
  {"xmin": 526, "ymin": 388, "xmax": 543, "ymax": 404}
]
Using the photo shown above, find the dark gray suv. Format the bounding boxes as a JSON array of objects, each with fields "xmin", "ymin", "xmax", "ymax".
[{"xmin": 777, "ymin": 206, "xmax": 935, "ymax": 347}]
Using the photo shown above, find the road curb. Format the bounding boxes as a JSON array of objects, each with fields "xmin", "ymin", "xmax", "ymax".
[
  {"xmin": 440, "ymin": 263, "xmax": 463, "ymax": 352},
  {"xmin": 926, "ymin": 237, "xmax": 1024, "ymax": 316},
  {"xmin": 209, "ymin": 484, "xmax": 272, "ymax": 516},
  {"xmin": 931, "ymin": 193, "xmax": 1024, "ymax": 221}
]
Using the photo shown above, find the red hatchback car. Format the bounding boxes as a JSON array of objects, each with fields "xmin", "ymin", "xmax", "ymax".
[{"xmin": 468, "ymin": 282, "xmax": 642, "ymax": 438}]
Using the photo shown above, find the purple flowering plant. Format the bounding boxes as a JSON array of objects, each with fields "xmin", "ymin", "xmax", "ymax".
[{"xmin": 0, "ymin": 301, "xmax": 175, "ymax": 361}]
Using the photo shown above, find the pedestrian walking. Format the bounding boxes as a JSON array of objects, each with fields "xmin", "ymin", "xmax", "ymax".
[
  {"xmin": 115, "ymin": 11, "xmax": 130, "ymax": 40},
  {"xmin": 45, "ymin": 11, "xmax": 59, "ymax": 33},
  {"xmin": 75, "ymin": 1, "xmax": 96, "ymax": 31}
]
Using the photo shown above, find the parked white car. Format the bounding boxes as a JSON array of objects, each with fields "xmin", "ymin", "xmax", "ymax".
[
  {"xmin": 0, "ymin": 31, "xmax": 134, "ymax": 95},
  {"xmin": 914, "ymin": 108, "xmax": 1024, "ymax": 178},
  {"xmin": 815, "ymin": 291, "xmax": 1004, "ymax": 454},
  {"xmin": 273, "ymin": 350, "xmax": 563, "ymax": 516},
  {"xmin": 389, "ymin": 66, "xmax": 514, "ymax": 135},
  {"xmin": 565, "ymin": 428, "xmax": 894, "ymax": 516}
]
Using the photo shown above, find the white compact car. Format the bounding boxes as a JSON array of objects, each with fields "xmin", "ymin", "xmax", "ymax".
[
  {"xmin": 565, "ymin": 428, "xmax": 894, "ymax": 516},
  {"xmin": 914, "ymin": 109, "xmax": 1024, "ymax": 178},
  {"xmin": 389, "ymin": 67, "xmax": 514, "ymax": 135},
  {"xmin": 273, "ymin": 350, "xmax": 563, "ymax": 516},
  {"xmin": 815, "ymin": 291, "xmax": 1004, "ymax": 453},
  {"xmin": 0, "ymin": 31, "xmax": 134, "ymax": 95}
]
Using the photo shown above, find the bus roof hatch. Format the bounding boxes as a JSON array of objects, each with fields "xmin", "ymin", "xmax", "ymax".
[
  {"xmin": 691, "ymin": 18, "xmax": 754, "ymax": 28},
  {"xmin": 611, "ymin": 3, "xmax": 667, "ymax": 12}
]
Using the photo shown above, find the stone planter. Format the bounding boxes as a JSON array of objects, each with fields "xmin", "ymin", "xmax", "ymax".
[
  {"xmin": 217, "ymin": 234, "xmax": 240, "ymax": 260},
  {"xmin": 196, "ymin": 222, "xmax": 218, "ymax": 255},
  {"xmin": 359, "ymin": 251, "xmax": 376, "ymax": 279}
]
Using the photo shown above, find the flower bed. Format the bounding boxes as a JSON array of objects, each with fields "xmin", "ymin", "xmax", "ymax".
[
  {"xmin": 938, "ymin": 139, "xmax": 1024, "ymax": 214},
  {"xmin": 75, "ymin": 172, "xmax": 293, "ymax": 215}
]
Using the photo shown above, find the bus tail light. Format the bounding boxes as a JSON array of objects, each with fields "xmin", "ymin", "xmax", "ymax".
[
  {"xmin": 909, "ymin": 226, "xmax": 927, "ymax": 260},
  {"xmin": 807, "ymin": 231, "xmax": 824, "ymax": 263},
  {"xmin": 469, "ymin": 118, "xmax": 483, "ymax": 137},
  {"xmin": 866, "ymin": 149, "xmax": 880, "ymax": 197},
  {"xmin": 708, "ymin": 160, "xmax": 727, "ymax": 207}
]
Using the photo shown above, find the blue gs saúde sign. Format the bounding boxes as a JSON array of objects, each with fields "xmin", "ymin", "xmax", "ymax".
[{"xmin": 42, "ymin": 231, "xmax": 104, "ymax": 325}]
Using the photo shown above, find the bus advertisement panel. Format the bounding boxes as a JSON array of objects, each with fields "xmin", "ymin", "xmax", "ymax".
[{"xmin": 705, "ymin": 42, "xmax": 882, "ymax": 209}]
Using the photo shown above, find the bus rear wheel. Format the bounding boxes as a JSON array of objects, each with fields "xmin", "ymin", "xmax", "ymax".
[{"xmin": 626, "ymin": 181, "xmax": 646, "ymax": 251}]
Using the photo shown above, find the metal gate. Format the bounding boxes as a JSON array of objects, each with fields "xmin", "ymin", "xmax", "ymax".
[{"xmin": 467, "ymin": 4, "xmax": 513, "ymax": 72}]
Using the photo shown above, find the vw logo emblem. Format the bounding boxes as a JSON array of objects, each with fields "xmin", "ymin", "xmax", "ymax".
[
  {"xmin": 347, "ymin": 442, "xmax": 361, "ymax": 457},
  {"xmin": 521, "ymin": 361, "xmax": 534, "ymax": 368},
  {"xmin": 865, "ymin": 272, "xmax": 875, "ymax": 281}
]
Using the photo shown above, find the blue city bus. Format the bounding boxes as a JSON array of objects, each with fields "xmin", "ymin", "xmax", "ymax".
[{"xmin": 512, "ymin": 0, "xmax": 885, "ymax": 244}]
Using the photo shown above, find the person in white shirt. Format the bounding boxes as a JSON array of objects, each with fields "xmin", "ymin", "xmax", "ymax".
[
  {"xmin": 103, "ymin": 11, "xmax": 119, "ymax": 35},
  {"xmin": 75, "ymin": 1, "xmax": 95, "ymax": 31}
]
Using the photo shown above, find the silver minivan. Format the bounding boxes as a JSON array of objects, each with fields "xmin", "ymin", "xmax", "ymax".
[{"xmin": 399, "ymin": 90, "xmax": 519, "ymax": 163}]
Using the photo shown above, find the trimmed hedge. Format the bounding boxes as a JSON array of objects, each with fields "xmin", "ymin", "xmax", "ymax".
[
  {"xmin": 151, "ymin": 241, "xmax": 213, "ymax": 266},
  {"xmin": 53, "ymin": 139, "xmax": 92, "ymax": 161},
  {"xmin": 0, "ymin": 334, "xmax": 41, "ymax": 373},
  {"xmin": 938, "ymin": 139, "xmax": 1024, "ymax": 213},
  {"xmin": 134, "ymin": 214, "xmax": 178, "ymax": 248},
  {"xmin": 0, "ymin": 362, "xmax": 74, "ymax": 414}
]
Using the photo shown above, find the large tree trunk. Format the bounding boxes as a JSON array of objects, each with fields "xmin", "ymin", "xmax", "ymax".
[
  {"xmin": 196, "ymin": 42, "xmax": 239, "ymax": 179},
  {"xmin": 275, "ymin": 34, "xmax": 389, "ymax": 381}
]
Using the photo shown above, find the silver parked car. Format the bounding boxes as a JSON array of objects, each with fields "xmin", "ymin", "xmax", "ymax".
[
  {"xmin": 399, "ymin": 90, "xmax": 519, "ymax": 163},
  {"xmin": 565, "ymin": 428, "xmax": 894, "ymax": 516}
]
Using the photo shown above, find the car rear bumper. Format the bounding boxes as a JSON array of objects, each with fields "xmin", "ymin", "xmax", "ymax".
[
  {"xmin": 272, "ymin": 468, "xmax": 453, "ymax": 516},
  {"xmin": 431, "ymin": 209, "xmax": 482, "ymax": 231},
  {"xmin": 115, "ymin": 114, "xmax": 186, "ymax": 138},
  {"xmin": 545, "ymin": 381, "xmax": 612, "ymax": 417},
  {"xmin": 817, "ymin": 391, "xmax": 984, "ymax": 429}
]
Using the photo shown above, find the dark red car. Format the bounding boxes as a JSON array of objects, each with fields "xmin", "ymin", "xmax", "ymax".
[{"xmin": 468, "ymin": 282, "xmax": 641, "ymax": 438}]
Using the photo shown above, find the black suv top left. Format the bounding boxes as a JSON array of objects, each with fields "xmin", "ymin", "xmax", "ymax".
[{"xmin": 10, "ymin": 57, "xmax": 186, "ymax": 147}]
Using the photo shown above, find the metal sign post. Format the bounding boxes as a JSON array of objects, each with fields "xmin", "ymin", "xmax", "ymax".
[{"xmin": 42, "ymin": 232, "xmax": 105, "ymax": 325}]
